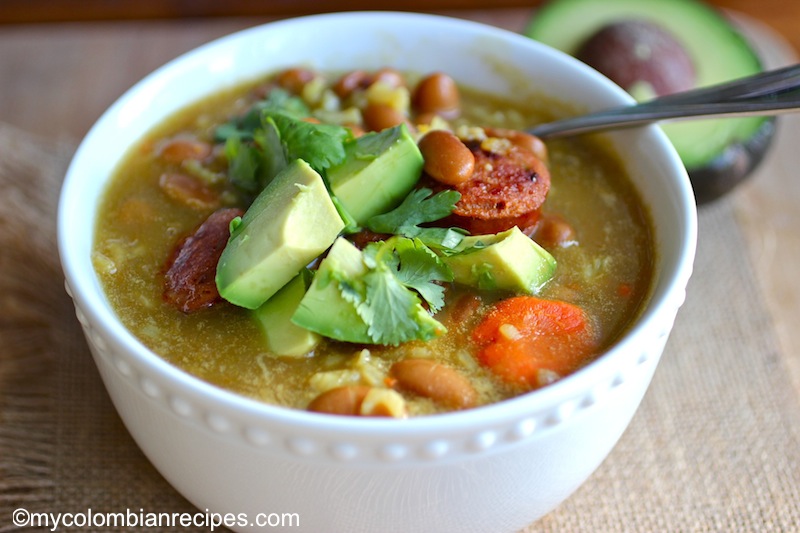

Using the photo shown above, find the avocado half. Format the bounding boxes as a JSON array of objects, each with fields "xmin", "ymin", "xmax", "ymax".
[{"xmin": 524, "ymin": 0, "xmax": 776, "ymax": 204}]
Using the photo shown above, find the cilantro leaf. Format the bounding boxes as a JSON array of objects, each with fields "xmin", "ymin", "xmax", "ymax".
[
  {"xmin": 214, "ymin": 88, "xmax": 309, "ymax": 142},
  {"xmin": 367, "ymin": 188, "xmax": 459, "ymax": 230},
  {"xmin": 365, "ymin": 188, "xmax": 466, "ymax": 249},
  {"xmin": 267, "ymin": 111, "xmax": 351, "ymax": 175},
  {"xmin": 222, "ymin": 108, "xmax": 350, "ymax": 196},
  {"xmin": 319, "ymin": 238, "xmax": 447, "ymax": 345},
  {"xmin": 224, "ymin": 117, "xmax": 287, "ymax": 192},
  {"xmin": 359, "ymin": 264, "xmax": 424, "ymax": 346},
  {"xmin": 369, "ymin": 237, "xmax": 453, "ymax": 313},
  {"xmin": 224, "ymin": 136, "xmax": 261, "ymax": 192}
]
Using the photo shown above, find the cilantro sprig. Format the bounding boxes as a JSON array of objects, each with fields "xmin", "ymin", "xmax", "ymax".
[
  {"xmin": 365, "ymin": 187, "xmax": 466, "ymax": 250},
  {"xmin": 364, "ymin": 237, "xmax": 453, "ymax": 313},
  {"xmin": 214, "ymin": 88, "xmax": 310, "ymax": 142},
  {"xmin": 337, "ymin": 236, "xmax": 451, "ymax": 345},
  {"xmin": 327, "ymin": 188, "xmax": 468, "ymax": 343},
  {"xmin": 230, "ymin": 111, "xmax": 350, "ymax": 188}
]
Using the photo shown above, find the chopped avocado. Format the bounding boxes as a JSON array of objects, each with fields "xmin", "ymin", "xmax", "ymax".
[
  {"xmin": 216, "ymin": 159, "xmax": 345, "ymax": 309},
  {"xmin": 292, "ymin": 237, "xmax": 446, "ymax": 345},
  {"xmin": 442, "ymin": 226, "xmax": 556, "ymax": 293},
  {"xmin": 327, "ymin": 124, "xmax": 423, "ymax": 224},
  {"xmin": 292, "ymin": 237, "xmax": 372, "ymax": 343},
  {"xmin": 253, "ymin": 271, "xmax": 320, "ymax": 357},
  {"xmin": 525, "ymin": 0, "xmax": 774, "ymax": 202}
]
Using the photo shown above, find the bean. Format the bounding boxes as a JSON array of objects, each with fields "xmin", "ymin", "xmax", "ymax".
[
  {"xmin": 157, "ymin": 138, "xmax": 213, "ymax": 164},
  {"xmin": 412, "ymin": 72, "xmax": 460, "ymax": 118},
  {"xmin": 370, "ymin": 67, "xmax": 405, "ymax": 89},
  {"xmin": 418, "ymin": 130, "xmax": 475, "ymax": 186},
  {"xmin": 332, "ymin": 68, "xmax": 405, "ymax": 99},
  {"xmin": 159, "ymin": 173, "xmax": 220, "ymax": 211},
  {"xmin": 414, "ymin": 112, "xmax": 438, "ymax": 127},
  {"xmin": 307, "ymin": 385, "xmax": 371, "ymax": 416},
  {"xmin": 390, "ymin": 359, "xmax": 477, "ymax": 410},
  {"xmin": 363, "ymin": 103, "xmax": 408, "ymax": 132},
  {"xmin": 275, "ymin": 67, "xmax": 315, "ymax": 94},
  {"xmin": 117, "ymin": 197, "xmax": 156, "ymax": 226},
  {"xmin": 447, "ymin": 293, "xmax": 483, "ymax": 327},
  {"xmin": 532, "ymin": 214, "xmax": 577, "ymax": 248},
  {"xmin": 484, "ymin": 127, "xmax": 548, "ymax": 163},
  {"xmin": 333, "ymin": 70, "xmax": 369, "ymax": 98}
]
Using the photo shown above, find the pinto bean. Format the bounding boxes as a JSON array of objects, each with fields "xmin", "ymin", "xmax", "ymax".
[
  {"xmin": 414, "ymin": 112, "xmax": 438, "ymax": 127},
  {"xmin": 532, "ymin": 214, "xmax": 577, "ymax": 248},
  {"xmin": 163, "ymin": 207, "xmax": 243, "ymax": 313},
  {"xmin": 275, "ymin": 67, "xmax": 316, "ymax": 94},
  {"xmin": 418, "ymin": 130, "xmax": 475, "ymax": 186},
  {"xmin": 363, "ymin": 103, "xmax": 408, "ymax": 132},
  {"xmin": 412, "ymin": 72, "xmax": 460, "ymax": 118},
  {"xmin": 307, "ymin": 385, "xmax": 372, "ymax": 416},
  {"xmin": 483, "ymin": 127, "xmax": 548, "ymax": 163},
  {"xmin": 370, "ymin": 67, "xmax": 405, "ymax": 89},
  {"xmin": 156, "ymin": 137, "xmax": 213, "ymax": 164},
  {"xmin": 333, "ymin": 70, "xmax": 370, "ymax": 98},
  {"xmin": 447, "ymin": 293, "xmax": 484, "ymax": 327},
  {"xmin": 159, "ymin": 173, "xmax": 221, "ymax": 211},
  {"xmin": 437, "ymin": 142, "xmax": 551, "ymax": 234},
  {"xmin": 390, "ymin": 359, "xmax": 477, "ymax": 410}
]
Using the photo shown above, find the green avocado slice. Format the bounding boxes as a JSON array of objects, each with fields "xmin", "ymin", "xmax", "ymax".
[
  {"xmin": 253, "ymin": 271, "xmax": 320, "ymax": 357},
  {"xmin": 292, "ymin": 237, "xmax": 372, "ymax": 344},
  {"xmin": 524, "ymin": 0, "xmax": 769, "ymax": 170},
  {"xmin": 292, "ymin": 237, "xmax": 446, "ymax": 345},
  {"xmin": 443, "ymin": 227, "xmax": 557, "ymax": 294},
  {"xmin": 215, "ymin": 159, "xmax": 345, "ymax": 309},
  {"xmin": 327, "ymin": 124, "xmax": 423, "ymax": 225}
]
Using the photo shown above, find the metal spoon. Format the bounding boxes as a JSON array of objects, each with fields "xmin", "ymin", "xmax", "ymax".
[{"xmin": 528, "ymin": 64, "xmax": 800, "ymax": 139}]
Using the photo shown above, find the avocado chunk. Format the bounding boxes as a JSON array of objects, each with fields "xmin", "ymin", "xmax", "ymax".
[
  {"xmin": 292, "ymin": 237, "xmax": 446, "ymax": 345},
  {"xmin": 253, "ymin": 271, "xmax": 320, "ymax": 357},
  {"xmin": 216, "ymin": 159, "xmax": 345, "ymax": 309},
  {"xmin": 442, "ymin": 226, "xmax": 556, "ymax": 293},
  {"xmin": 327, "ymin": 124, "xmax": 423, "ymax": 225},
  {"xmin": 292, "ymin": 237, "xmax": 372, "ymax": 343},
  {"xmin": 524, "ymin": 0, "xmax": 774, "ymax": 202}
]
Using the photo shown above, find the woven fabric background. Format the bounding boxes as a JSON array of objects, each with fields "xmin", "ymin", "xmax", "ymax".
[{"xmin": 1, "ymin": 121, "xmax": 798, "ymax": 532}]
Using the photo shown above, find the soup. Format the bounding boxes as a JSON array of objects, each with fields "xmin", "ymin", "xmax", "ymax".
[{"xmin": 93, "ymin": 67, "xmax": 654, "ymax": 417}]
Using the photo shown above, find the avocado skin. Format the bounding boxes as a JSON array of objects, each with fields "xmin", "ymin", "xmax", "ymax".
[
  {"xmin": 689, "ymin": 117, "xmax": 775, "ymax": 204},
  {"xmin": 525, "ymin": 0, "xmax": 774, "ymax": 202}
]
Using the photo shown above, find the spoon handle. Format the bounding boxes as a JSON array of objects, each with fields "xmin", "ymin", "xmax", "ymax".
[
  {"xmin": 529, "ymin": 64, "xmax": 800, "ymax": 140},
  {"xmin": 653, "ymin": 63, "xmax": 800, "ymax": 103}
]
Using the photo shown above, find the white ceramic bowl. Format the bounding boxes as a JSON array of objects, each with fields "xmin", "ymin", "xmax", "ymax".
[{"xmin": 58, "ymin": 12, "xmax": 697, "ymax": 533}]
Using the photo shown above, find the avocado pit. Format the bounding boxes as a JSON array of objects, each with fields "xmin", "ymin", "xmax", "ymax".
[{"xmin": 576, "ymin": 19, "xmax": 697, "ymax": 98}]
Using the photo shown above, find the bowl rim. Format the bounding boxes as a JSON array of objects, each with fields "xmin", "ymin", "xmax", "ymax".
[{"xmin": 58, "ymin": 10, "xmax": 698, "ymax": 437}]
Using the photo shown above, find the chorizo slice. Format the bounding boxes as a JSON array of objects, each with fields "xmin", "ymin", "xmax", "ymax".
[
  {"xmin": 433, "ymin": 140, "xmax": 550, "ymax": 235},
  {"xmin": 163, "ymin": 207, "xmax": 243, "ymax": 313}
]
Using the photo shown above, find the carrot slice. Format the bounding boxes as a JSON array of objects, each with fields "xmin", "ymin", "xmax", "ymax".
[{"xmin": 472, "ymin": 296, "xmax": 597, "ymax": 388}]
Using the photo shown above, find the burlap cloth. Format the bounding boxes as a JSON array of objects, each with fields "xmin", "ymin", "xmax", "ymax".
[{"xmin": 1, "ymin": 120, "xmax": 798, "ymax": 532}]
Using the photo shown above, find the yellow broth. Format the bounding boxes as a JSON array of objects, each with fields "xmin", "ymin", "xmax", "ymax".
[{"xmin": 93, "ymin": 71, "xmax": 654, "ymax": 416}]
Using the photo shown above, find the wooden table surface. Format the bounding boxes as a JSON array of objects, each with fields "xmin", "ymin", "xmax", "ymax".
[{"xmin": 1, "ymin": 0, "xmax": 798, "ymax": 448}]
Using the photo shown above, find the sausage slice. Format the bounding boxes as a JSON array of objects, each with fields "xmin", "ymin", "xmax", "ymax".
[{"xmin": 163, "ymin": 207, "xmax": 244, "ymax": 313}]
